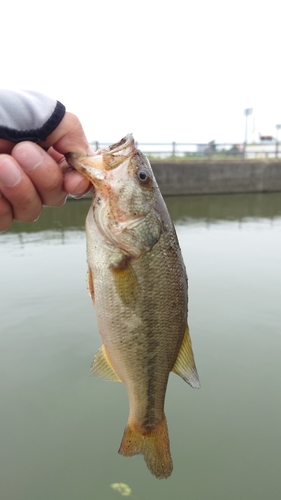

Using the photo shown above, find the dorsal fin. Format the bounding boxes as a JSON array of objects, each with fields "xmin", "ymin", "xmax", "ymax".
[{"xmin": 172, "ymin": 325, "xmax": 200, "ymax": 389}]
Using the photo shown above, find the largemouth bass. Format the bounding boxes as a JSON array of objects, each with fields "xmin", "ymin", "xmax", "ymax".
[{"xmin": 66, "ymin": 135, "xmax": 200, "ymax": 479}]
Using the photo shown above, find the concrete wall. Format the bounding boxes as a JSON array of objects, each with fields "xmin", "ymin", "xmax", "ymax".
[{"xmin": 150, "ymin": 160, "xmax": 281, "ymax": 195}]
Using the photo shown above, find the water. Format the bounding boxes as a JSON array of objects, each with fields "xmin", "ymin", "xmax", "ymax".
[{"xmin": 1, "ymin": 193, "xmax": 281, "ymax": 500}]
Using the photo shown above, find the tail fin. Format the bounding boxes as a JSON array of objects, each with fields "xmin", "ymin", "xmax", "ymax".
[{"xmin": 118, "ymin": 416, "xmax": 173, "ymax": 479}]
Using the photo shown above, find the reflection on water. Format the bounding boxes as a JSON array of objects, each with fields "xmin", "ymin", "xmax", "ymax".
[
  {"xmin": 165, "ymin": 191, "xmax": 281, "ymax": 224},
  {"xmin": 5, "ymin": 191, "xmax": 281, "ymax": 238},
  {"xmin": 1, "ymin": 192, "xmax": 281, "ymax": 500}
]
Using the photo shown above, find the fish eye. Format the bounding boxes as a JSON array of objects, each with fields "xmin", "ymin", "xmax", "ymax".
[{"xmin": 137, "ymin": 168, "xmax": 151, "ymax": 185}]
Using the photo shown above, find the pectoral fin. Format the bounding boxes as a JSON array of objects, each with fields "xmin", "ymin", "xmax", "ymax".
[
  {"xmin": 111, "ymin": 261, "xmax": 140, "ymax": 308},
  {"xmin": 87, "ymin": 268, "xmax": 95, "ymax": 304},
  {"xmin": 89, "ymin": 344, "xmax": 122, "ymax": 382},
  {"xmin": 172, "ymin": 325, "xmax": 200, "ymax": 389}
]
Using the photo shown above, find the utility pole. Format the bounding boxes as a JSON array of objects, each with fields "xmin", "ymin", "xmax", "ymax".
[{"xmin": 244, "ymin": 108, "xmax": 253, "ymax": 158}]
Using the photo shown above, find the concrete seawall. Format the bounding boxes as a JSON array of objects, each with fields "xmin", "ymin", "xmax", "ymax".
[{"xmin": 150, "ymin": 160, "xmax": 281, "ymax": 195}]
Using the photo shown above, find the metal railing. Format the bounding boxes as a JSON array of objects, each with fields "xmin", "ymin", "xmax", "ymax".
[{"xmin": 90, "ymin": 141, "xmax": 281, "ymax": 159}]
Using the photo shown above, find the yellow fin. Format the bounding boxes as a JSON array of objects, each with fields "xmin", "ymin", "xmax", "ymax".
[
  {"xmin": 86, "ymin": 268, "xmax": 95, "ymax": 304},
  {"xmin": 172, "ymin": 325, "xmax": 200, "ymax": 389},
  {"xmin": 118, "ymin": 416, "xmax": 173, "ymax": 479},
  {"xmin": 89, "ymin": 345, "xmax": 121, "ymax": 382},
  {"xmin": 111, "ymin": 262, "xmax": 140, "ymax": 307}
]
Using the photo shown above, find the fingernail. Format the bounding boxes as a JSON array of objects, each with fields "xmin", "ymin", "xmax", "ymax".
[
  {"xmin": 0, "ymin": 158, "xmax": 22, "ymax": 187},
  {"xmin": 16, "ymin": 143, "xmax": 44, "ymax": 171},
  {"xmin": 69, "ymin": 187, "xmax": 92, "ymax": 199}
]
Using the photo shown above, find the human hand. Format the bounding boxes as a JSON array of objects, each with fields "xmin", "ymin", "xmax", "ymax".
[{"xmin": 0, "ymin": 112, "xmax": 92, "ymax": 232}]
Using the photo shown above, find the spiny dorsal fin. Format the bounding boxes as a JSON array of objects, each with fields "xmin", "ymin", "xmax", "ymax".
[
  {"xmin": 89, "ymin": 344, "xmax": 122, "ymax": 382},
  {"xmin": 172, "ymin": 325, "xmax": 200, "ymax": 389}
]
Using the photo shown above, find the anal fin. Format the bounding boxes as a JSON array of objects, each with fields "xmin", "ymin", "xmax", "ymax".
[
  {"xmin": 89, "ymin": 344, "xmax": 122, "ymax": 382},
  {"xmin": 172, "ymin": 325, "xmax": 200, "ymax": 389}
]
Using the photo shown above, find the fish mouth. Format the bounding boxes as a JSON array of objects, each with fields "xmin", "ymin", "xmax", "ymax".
[
  {"xmin": 106, "ymin": 134, "xmax": 135, "ymax": 159},
  {"xmin": 65, "ymin": 134, "xmax": 136, "ymax": 185},
  {"xmin": 65, "ymin": 151, "xmax": 106, "ymax": 184}
]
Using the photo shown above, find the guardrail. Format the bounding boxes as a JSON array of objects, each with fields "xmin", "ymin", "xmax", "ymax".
[{"xmin": 89, "ymin": 141, "xmax": 281, "ymax": 159}]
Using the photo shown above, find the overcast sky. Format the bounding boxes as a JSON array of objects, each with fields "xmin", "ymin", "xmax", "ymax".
[{"xmin": 1, "ymin": 0, "xmax": 280, "ymax": 145}]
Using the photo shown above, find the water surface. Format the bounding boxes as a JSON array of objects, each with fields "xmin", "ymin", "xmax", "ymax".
[{"xmin": 1, "ymin": 193, "xmax": 281, "ymax": 500}]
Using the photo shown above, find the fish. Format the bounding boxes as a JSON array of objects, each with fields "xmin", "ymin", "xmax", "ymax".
[{"xmin": 66, "ymin": 134, "xmax": 200, "ymax": 479}]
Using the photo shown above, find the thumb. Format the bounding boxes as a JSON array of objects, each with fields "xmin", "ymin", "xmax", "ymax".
[{"xmin": 39, "ymin": 112, "xmax": 93, "ymax": 155}]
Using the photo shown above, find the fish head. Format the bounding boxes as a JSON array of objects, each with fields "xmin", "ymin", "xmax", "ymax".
[{"xmin": 66, "ymin": 134, "xmax": 162, "ymax": 258}]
